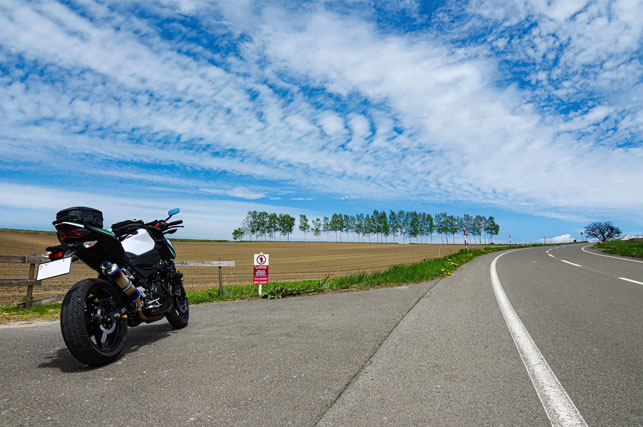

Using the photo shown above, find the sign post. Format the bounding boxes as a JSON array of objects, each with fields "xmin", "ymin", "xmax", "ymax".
[
  {"xmin": 463, "ymin": 228, "xmax": 467, "ymax": 251},
  {"xmin": 253, "ymin": 253, "xmax": 269, "ymax": 296}
]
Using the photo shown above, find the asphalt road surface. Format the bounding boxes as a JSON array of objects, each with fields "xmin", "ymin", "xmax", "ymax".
[{"xmin": 1, "ymin": 244, "xmax": 641, "ymax": 426}]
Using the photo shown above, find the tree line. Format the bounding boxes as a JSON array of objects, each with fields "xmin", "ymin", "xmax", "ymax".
[{"xmin": 233, "ymin": 210, "xmax": 500, "ymax": 244}]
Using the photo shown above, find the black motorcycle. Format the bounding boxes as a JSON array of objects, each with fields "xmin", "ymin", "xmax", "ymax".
[{"xmin": 43, "ymin": 207, "xmax": 189, "ymax": 366}]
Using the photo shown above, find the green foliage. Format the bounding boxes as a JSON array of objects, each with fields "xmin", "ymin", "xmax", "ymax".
[
  {"xmin": 595, "ymin": 240, "xmax": 643, "ymax": 258},
  {"xmin": 299, "ymin": 214, "xmax": 310, "ymax": 238},
  {"xmin": 585, "ymin": 221, "xmax": 622, "ymax": 242},
  {"xmin": 234, "ymin": 209, "xmax": 500, "ymax": 244},
  {"xmin": 232, "ymin": 228, "xmax": 245, "ymax": 241},
  {"xmin": 263, "ymin": 285, "xmax": 304, "ymax": 299}
]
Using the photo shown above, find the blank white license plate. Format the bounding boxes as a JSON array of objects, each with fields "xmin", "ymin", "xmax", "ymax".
[{"xmin": 36, "ymin": 257, "xmax": 72, "ymax": 281}]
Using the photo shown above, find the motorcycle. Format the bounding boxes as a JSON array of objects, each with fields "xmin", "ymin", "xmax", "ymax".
[{"xmin": 42, "ymin": 206, "xmax": 189, "ymax": 366}]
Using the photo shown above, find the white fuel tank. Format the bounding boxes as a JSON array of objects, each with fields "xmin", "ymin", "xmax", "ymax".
[{"xmin": 121, "ymin": 229, "xmax": 155, "ymax": 256}]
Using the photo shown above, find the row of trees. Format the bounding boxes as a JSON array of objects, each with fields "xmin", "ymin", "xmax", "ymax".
[
  {"xmin": 233, "ymin": 210, "xmax": 500, "ymax": 244},
  {"xmin": 232, "ymin": 211, "xmax": 296, "ymax": 241}
]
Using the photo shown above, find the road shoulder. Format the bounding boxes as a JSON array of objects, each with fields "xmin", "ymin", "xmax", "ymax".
[{"xmin": 318, "ymin": 251, "xmax": 549, "ymax": 426}]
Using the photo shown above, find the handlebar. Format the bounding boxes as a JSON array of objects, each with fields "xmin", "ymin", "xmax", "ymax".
[
  {"xmin": 113, "ymin": 216, "xmax": 182, "ymax": 237},
  {"xmin": 144, "ymin": 219, "xmax": 183, "ymax": 234}
]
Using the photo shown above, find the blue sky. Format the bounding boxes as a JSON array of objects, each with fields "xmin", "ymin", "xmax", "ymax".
[{"xmin": 0, "ymin": 0, "xmax": 641, "ymax": 242}]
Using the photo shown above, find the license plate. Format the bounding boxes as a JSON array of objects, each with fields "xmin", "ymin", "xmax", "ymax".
[{"xmin": 36, "ymin": 257, "xmax": 72, "ymax": 281}]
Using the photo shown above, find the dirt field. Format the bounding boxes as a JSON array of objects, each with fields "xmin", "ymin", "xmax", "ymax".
[{"xmin": 0, "ymin": 230, "xmax": 473, "ymax": 305}]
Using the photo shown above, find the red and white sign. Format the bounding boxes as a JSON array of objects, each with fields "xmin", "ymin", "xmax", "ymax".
[{"xmin": 253, "ymin": 253, "xmax": 269, "ymax": 285}]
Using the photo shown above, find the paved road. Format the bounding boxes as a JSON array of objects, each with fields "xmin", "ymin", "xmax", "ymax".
[
  {"xmin": 1, "ymin": 244, "xmax": 641, "ymax": 426},
  {"xmin": 498, "ymin": 244, "xmax": 643, "ymax": 426}
]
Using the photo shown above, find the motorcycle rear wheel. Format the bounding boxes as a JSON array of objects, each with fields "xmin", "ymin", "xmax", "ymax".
[{"xmin": 60, "ymin": 278, "xmax": 128, "ymax": 366}]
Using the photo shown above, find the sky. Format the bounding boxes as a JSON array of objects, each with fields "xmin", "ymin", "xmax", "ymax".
[{"xmin": 0, "ymin": 0, "xmax": 641, "ymax": 243}]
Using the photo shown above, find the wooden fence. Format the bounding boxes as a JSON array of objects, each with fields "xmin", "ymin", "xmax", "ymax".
[
  {"xmin": 0, "ymin": 253, "xmax": 49, "ymax": 308},
  {"xmin": 175, "ymin": 260, "xmax": 235, "ymax": 295},
  {"xmin": 0, "ymin": 255, "xmax": 235, "ymax": 308}
]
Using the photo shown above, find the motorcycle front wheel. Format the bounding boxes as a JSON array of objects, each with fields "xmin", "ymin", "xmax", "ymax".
[
  {"xmin": 60, "ymin": 278, "xmax": 128, "ymax": 366},
  {"xmin": 166, "ymin": 274, "xmax": 189, "ymax": 329}
]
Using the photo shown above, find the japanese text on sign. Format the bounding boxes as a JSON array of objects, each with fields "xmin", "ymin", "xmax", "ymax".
[{"xmin": 253, "ymin": 253, "xmax": 269, "ymax": 285}]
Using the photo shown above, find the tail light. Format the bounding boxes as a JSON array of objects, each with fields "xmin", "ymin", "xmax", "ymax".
[
  {"xmin": 55, "ymin": 223, "xmax": 88, "ymax": 241},
  {"xmin": 48, "ymin": 251, "xmax": 63, "ymax": 260}
]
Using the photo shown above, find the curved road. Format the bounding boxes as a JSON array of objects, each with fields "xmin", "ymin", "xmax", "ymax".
[
  {"xmin": 1, "ymin": 244, "xmax": 641, "ymax": 426},
  {"xmin": 495, "ymin": 244, "xmax": 642, "ymax": 426}
]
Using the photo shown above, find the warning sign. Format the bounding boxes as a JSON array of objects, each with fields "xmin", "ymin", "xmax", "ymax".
[
  {"xmin": 254, "ymin": 253, "xmax": 269, "ymax": 266},
  {"xmin": 253, "ymin": 253, "xmax": 269, "ymax": 285}
]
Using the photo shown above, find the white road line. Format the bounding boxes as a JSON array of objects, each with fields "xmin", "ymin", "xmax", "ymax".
[
  {"xmin": 561, "ymin": 260, "xmax": 581, "ymax": 267},
  {"xmin": 581, "ymin": 245, "xmax": 643, "ymax": 264},
  {"xmin": 491, "ymin": 252, "xmax": 587, "ymax": 427},
  {"xmin": 548, "ymin": 254, "xmax": 555, "ymax": 258},
  {"xmin": 618, "ymin": 277, "xmax": 643, "ymax": 286}
]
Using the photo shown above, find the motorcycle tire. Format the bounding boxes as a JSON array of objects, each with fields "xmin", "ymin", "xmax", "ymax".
[
  {"xmin": 60, "ymin": 278, "xmax": 128, "ymax": 366},
  {"xmin": 166, "ymin": 277, "xmax": 189, "ymax": 329}
]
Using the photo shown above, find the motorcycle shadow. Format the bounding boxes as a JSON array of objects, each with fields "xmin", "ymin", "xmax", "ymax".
[{"xmin": 38, "ymin": 323, "xmax": 175, "ymax": 372}]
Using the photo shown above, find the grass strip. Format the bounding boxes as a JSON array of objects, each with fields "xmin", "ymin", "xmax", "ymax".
[
  {"xmin": 0, "ymin": 302, "xmax": 62, "ymax": 324},
  {"xmin": 0, "ymin": 244, "xmax": 543, "ymax": 323},
  {"xmin": 189, "ymin": 245, "xmax": 519, "ymax": 301},
  {"xmin": 595, "ymin": 240, "xmax": 643, "ymax": 259}
]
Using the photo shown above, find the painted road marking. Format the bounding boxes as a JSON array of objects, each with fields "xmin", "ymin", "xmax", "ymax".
[
  {"xmin": 561, "ymin": 260, "xmax": 581, "ymax": 267},
  {"xmin": 548, "ymin": 254, "xmax": 555, "ymax": 258},
  {"xmin": 491, "ymin": 251, "xmax": 588, "ymax": 427},
  {"xmin": 581, "ymin": 246, "xmax": 643, "ymax": 264},
  {"xmin": 618, "ymin": 277, "xmax": 643, "ymax": 286}
]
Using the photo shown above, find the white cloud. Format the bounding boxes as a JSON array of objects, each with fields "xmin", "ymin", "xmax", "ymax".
[
  {"xmin": 0, "ymin": 0, "xmax": 641, "ymax": 237},
  {"xmin": 252, "ymin": 7, "xmax": 643, "ymax": 215},
  {"xmin": 0, "ymin": 182, "xmax": 307, "ymax": 239},
  {"xmin": 535, "ymin": 233, "xmax": 575, "ymax": 244},
  {"xmin": 200, "ymin": 186, "xmax": 267, "ymax": 200},
  {"xmin": 550, "ymin": 233, "xmax": 575, "ymax": 243},
  {"xmin": 318, "ymin": 112, "xmax": 346, "ymax": 136}
]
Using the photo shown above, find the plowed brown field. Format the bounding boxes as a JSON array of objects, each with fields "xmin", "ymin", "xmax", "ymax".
[{"xmin": 0, "ymin": 230, "xmax": 474, "ymax": 305}]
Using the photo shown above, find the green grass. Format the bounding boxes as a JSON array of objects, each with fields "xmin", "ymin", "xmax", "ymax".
[
  {"xmin": 0, "ymin": 228, "xmax": 57, "ymax": 235},
  {"xmin": 0, "ymin": 302, "xmax": 62, "ymax": 324},
  {"xmin": 0, "ymin": 243, "xmax": 558, "ymax": 323},
  {"xmin": 595, "ymin": 240, "xmax": 643, "ymax": 259},
  {"xmin": 190, "ymin": 245, "xmax": 516, "ymax": 301}
]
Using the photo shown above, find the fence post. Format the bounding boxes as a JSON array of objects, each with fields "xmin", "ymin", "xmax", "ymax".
[
  {"xmin": 218, "ymin": 258, "xmax": 223, "ymax": 296},
  {"xmin": 26, "ymin": 252, "xmax": 36, "ymax": 308}
]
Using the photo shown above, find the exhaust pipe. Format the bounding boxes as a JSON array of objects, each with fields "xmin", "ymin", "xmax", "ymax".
[{"xmin": 101, "ymin": 262, "xmax": 165, "ymax": 323}]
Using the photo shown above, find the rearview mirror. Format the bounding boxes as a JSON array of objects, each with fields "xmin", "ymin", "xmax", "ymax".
[{"xmin": 168, "ymin": 208, "xmax": 180, "ymax": 217}]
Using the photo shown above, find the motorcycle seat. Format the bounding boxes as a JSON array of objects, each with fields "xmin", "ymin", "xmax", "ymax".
[{"xmin": 111, "ymin": 219, "xmax": 144, "ymax": 237}]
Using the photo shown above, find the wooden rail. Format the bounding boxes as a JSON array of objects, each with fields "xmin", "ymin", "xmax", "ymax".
[
  {"xmin": 175, "ymin": 260, "xmax": 235, "ymax": 296},
  {"xmin": 1, "ymin": 255, "xmax": 236, "ymax": 307},
  {"xmin": 0, "ymin": 253, "xmax": 49, "ymax": 308}
]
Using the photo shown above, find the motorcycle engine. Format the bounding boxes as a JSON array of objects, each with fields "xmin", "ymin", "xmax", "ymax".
[{"xmin": 140, "ymin": 262, "xmax": 174, "ymax": 309}]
